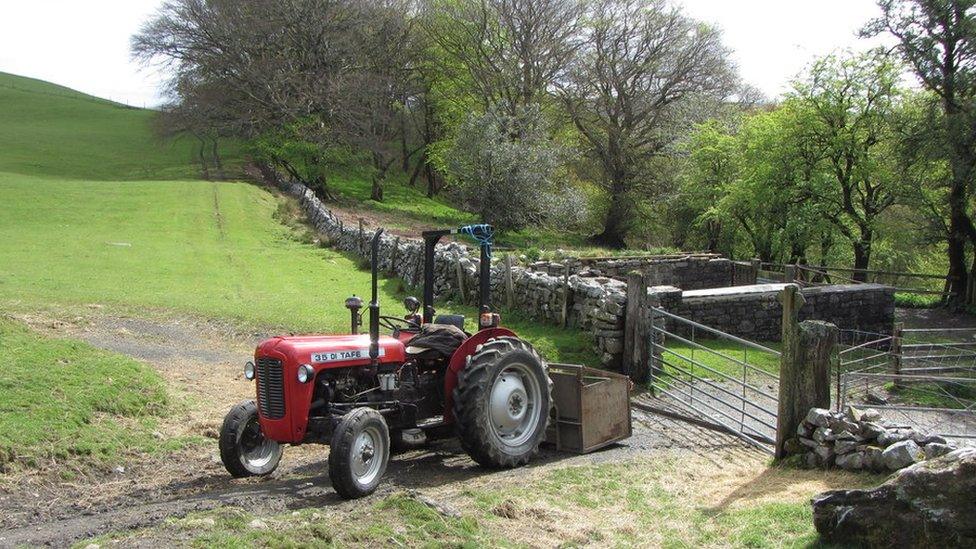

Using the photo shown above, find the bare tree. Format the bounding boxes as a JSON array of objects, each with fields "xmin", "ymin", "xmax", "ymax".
[
  {"xmin": 423, "ymin": 0, "xmax": 583, "ymax": 114},
  {"xmin": 559, "ymin": 0, "xmax": 737, "ymax": 248},
  {"xmin": 331, "ymin": 0, "xmax": 421, "ymax": 201},
  {"xmin": 133, "ymin": 0, "xmax": 361, "ymax": 196}
]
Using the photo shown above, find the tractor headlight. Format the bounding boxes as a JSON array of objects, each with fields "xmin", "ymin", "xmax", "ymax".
[
  {"xmin": 297, "ymin": 363, "xmax": 314, "ymax": 384},
  {"xmin": 244, "ymin": 361, "xmax": 255, "ymax": 381}
]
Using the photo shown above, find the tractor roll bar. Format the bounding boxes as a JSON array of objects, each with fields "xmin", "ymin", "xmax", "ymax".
[{"xmin": 421, "ymin": 225, "xmax": 494, "ymax": 324}]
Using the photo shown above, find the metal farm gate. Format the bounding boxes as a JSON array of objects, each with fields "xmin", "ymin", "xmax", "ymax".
[{"xmin": 645, "ymin": 308, "xmax": 780, "ymax": 453}]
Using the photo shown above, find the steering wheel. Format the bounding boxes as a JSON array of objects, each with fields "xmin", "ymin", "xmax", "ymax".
[{"xmin": 378, "ymin": 315, "xmax": 420, "ymax": 333}]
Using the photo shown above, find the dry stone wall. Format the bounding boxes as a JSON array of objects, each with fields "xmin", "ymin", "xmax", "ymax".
[
  {"xmin": 276, "ymin": 178, "xmax": 630, "ymax": 368},
  {"xmin": 273, "ymin": 175, "xmax": 894, "ymax": 369}
]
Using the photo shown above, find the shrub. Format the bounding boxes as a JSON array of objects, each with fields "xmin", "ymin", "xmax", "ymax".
[{"xmin": 445, "ymin": 103, "xmax": 584, "ymax": 230}]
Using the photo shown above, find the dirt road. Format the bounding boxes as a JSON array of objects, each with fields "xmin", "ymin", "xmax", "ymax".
[{"xmin": 0, "ymin": 311, "xmax": 754, "ymax": 547}]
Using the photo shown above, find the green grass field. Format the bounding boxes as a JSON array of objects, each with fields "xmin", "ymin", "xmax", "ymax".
[
  {"xmin": 0, "ymin": 317, "xmax": 191, "ymax": 472},
  {"xmin": 0, "ymin": 72, "xmax": 241, "ymax": 181},
  {"xmin": 0, "ymin": 171, "xmax": 592, "ymax": 363}
]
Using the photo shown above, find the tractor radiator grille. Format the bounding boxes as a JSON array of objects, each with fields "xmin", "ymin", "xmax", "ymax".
[{"xmin": 255, "ymin": 357, "xmax": 286, "ymax": 419}]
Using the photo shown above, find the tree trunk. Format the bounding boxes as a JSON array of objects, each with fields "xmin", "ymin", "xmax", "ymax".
[
  {"xmin": 789, "ymin": 241, "xmax": 806, "ymax": 265},
  {"xmin": 211, "ymin": 138, "xmax": 224, "ymax": 180},
  {"xmin": 408, "ymin": 153, "xmax": 425, "ymax": 187},
  {"xmin": 197, "ymin": 139, "xmax": 210, "ymax": 180},
  {"xmin": 944, "ymin": 106, "xmax": 974, "ymax": 307},
  {"xmin": 425, "ymin": 162, "xmax": 439, "ymax": 198},
  {"xmin": 371, "ymin": 174, "xmax": 384, "ymax": 201},
  {"xmin": 852, "ymin": 241, "xmax": 871, "ymax": 283},
  {"xmin": 400, "ymin": 109, "xmax": 410, "ymax": 173},
  {"xmin": 591, "ymin": 176, "xmax": 629, "ymax": 249},
  {"xmin": 947, "ymin": 211, "xmax": 970, "ymax": 306}
]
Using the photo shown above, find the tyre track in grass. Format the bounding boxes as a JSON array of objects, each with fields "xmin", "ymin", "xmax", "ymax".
[{"xmin": 0, "ymin": 310, "xmax": 759, "ymax": 547}]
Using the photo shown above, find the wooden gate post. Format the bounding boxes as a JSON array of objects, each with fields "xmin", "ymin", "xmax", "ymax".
[
  {"xmin": 358, "ymin": 218, "xmax": 365, "ymax": 256},
  {"xmin": 390, "ymin": 237, "xmax": 400, "ymax": 276},
  {"xmin": 784, "ymin": 264, "xmax": 797, "ymax": 283},
  {"xmin": 624, "ymin": 271, "xmax": 649, "ymax": 383},
  {"xmin": 776, "ymin": 284, "xmax": 836, "ymax": 458},
  {"xmin": 455, "ymin": 260, "xmax": 467, "ymax": 304}
]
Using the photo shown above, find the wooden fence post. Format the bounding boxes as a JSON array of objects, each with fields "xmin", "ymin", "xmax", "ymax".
[
  {"xmin": 358, "ymin": 218, "xmax": 365, "ymax": 256},
  {"xmin": 560, "ymin": 269, "xmax": 571, "ymax": 328},
  {"xmin": 504, "ymin": 254, "xmax": 515, "ymax": 310},
  {"xmin": 784, "ymin": 264, "xmax": 797, "ymax": 283},
  {"xmin": 455, "ymin": 260, "xmax": 467, "ymax": 304},
  {"xmin": 889, "ymin": 322, "xmax": 904, "ymax": 389},
  {"xmin": 624, "ymin": 271, "xmax": 649, "ymax": 383},
  {"xmin": 775, "ymin": 284, "xmax": 836, "ymax": 459},
  {"xmin": 390, "ymin": 237, "xmax": 400, "ymax": 276}
]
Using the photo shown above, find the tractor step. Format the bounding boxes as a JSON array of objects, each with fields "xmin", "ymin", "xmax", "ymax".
[{"xmin": 397, "ymin": 428, "xmax": 427, "ymax": 448}]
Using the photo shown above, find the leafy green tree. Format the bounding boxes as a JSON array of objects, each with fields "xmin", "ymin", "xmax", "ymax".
[
  {"xmin": 866, "ymin": 0, "xmax": 976, "ymax": 304},
  {"xmin": 560, "ymin": 0, "xmax": 737, "ymax": 248},
  {"xmin": 788, "ymin": 51, "xmax": 906, "ymax": 280}
]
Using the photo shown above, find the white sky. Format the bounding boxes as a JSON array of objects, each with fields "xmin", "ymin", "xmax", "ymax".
[{"xmin": 0, "ymin": 0, "xmax": 894, "ymax": 108}]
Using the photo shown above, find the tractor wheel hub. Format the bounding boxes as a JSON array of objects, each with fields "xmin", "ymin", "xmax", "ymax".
[{"xmin": 490, "ymin": 373, "xmax": 528, "ymax": 432}]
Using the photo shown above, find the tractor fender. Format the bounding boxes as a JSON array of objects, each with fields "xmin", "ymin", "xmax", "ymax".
[{"xmin": 443, "ymin": 327, "xmax": 517, "ymax": 424}]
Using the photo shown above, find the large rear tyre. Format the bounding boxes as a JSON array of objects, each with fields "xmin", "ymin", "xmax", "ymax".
[
  {"xmin": 328, "ymin": 407, "xmax": 390, "ymax": 499},
  {"xmin": 453, "ymin": 337, "xmax": 552, "ymax": 468},
  {"xmin": 219, "ymin": 400, "xmax": 283, "ymax": 478}
]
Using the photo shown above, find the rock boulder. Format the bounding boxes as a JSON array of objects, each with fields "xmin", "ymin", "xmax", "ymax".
[{"xmin": 812, "ymin": 448, "xmax": 976, "ymax": 547}]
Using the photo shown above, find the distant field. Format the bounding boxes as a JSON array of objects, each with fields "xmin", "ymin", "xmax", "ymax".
[{"xmin": 0, "ymin": 72, "xmax": 238, "ymax": 181}]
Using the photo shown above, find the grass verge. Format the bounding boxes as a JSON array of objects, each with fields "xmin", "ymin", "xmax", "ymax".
[
  {"xmin": 894, "ymin": 292, "xmax": 943, "ymax": 309},
  {"xmin": 0, "ymin": 317, "xmax": 188, "ymax": 473}
]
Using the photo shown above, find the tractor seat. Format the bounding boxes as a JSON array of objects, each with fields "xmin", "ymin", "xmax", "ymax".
[
  {"xmin": 433, "ymin": 314, "xmax": 466, "ymax": 332},
  {"xmin": 405, "ymin": 323, "xmax": 467, "ymax": 360}
]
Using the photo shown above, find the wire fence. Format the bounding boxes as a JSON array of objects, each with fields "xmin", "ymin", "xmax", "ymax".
[
  {"xmin": 837, "ymin": 328, "xmax": 976, "ymax": 444},
  {"xmin": 759, "ymin": 262, "xmax": 953, "ymax": 300}
]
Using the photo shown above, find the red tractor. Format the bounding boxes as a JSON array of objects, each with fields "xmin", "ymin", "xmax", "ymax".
[{"xmin": 219, "ymin": 225, "xmax": 553, "ymax": 498}]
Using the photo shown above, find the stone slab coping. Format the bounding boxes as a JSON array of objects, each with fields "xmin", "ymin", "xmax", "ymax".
[{"xmin": 681, "ymin": 283, "xmax": 891, "ymax": 299}]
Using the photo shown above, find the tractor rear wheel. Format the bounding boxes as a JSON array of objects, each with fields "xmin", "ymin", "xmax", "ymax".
[
  {"xmin": 453, "ymin": 337, "xmax": 551, "ymax": 468},
  {"xmin": 328, "ymin": 407, "xmax": 390, "ymax": 499},
  {"xmin": 219, "ymin": 400, "xmax": 283, "ymax": 478}
]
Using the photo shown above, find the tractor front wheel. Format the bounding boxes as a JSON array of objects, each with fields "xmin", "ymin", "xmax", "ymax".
[
  {"xmin": 219, "ymin": 400, "xmax": 283, "ymax": 478},
  {"xmin": 453, "ymin": 337, "xmax": 552, "ymax": 468},
  {"xmin": 328, "ymin": 407, "xmax": 390, "ymax": 499}
]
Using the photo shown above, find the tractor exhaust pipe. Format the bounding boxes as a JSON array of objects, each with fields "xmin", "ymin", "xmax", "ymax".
[{"xmin": 369, "ymin": 228, "xmax": 383, "ymax": 365}]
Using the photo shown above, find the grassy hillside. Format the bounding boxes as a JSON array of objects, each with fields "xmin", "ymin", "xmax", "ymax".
[{"xmin": 0, "ymin": 72, "xmax": 237, "ymax": 180}]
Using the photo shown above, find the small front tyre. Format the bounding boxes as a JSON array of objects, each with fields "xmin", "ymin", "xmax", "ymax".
[
  {"xmin": 328, "ymin": 407, "xmax": 390, "ymax": 499},
  {"xmin": 219, "ymin": 400, "xmax": 283, "ymax": 477}
]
